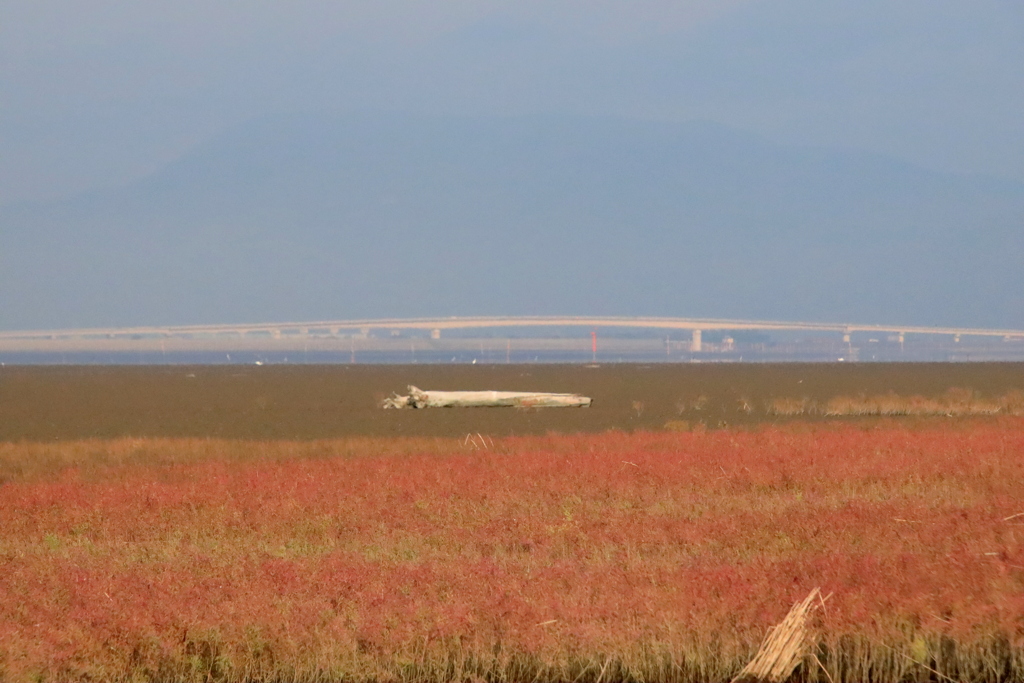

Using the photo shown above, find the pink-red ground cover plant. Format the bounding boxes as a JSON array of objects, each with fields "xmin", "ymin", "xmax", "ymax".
[{"xmin": 2, "ymin": 421, "xmax": 1024, "ymax": 682}]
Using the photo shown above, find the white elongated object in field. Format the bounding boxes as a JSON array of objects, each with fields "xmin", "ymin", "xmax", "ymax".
[{"xmin": 382, "ymin": 386, "xmax": 592, "ymax": 409}]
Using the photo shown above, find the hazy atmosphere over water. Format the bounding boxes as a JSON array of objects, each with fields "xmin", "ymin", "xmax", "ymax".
[{"xmin": 2, "ymin": 0, "xmax": 1023, "ymax": 330}]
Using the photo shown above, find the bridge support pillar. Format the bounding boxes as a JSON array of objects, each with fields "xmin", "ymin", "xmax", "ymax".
[
  {"xmin": 691, "ymin": 329, "xmax": 702, "ymax": 353},
  {"xmin": 431, "ymin": 328, "xmax": 441, "ymax": 340}
]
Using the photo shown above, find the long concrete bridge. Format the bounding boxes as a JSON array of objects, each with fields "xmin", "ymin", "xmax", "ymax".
[{"xmin": 2, "ymin": 316, "xmax": 1023, "ymax": 353}]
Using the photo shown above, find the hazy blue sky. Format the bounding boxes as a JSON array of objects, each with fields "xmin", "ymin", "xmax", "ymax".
[
  {"xmin": 3, "ymin": 0, "xmax": 1023, "ymax": 205},
  {"xmin": 3, "ymin": 1, "xmax": 1024, "ymax": 331}
]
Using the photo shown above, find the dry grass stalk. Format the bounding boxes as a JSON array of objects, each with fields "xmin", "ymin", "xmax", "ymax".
[
  {"xmin": 765, "ymin": 397, "xmax": 815, "ymax": 416},
  {"xmin": 765, "ymin": 389, "xmax": 1024, "ymax": 418},
  {"xmin": 733, "ymin": 588, "xmax": 823, "ymax": 683}
]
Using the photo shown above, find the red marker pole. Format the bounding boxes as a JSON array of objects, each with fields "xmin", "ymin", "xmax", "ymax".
[{"xmin": 591, "ymin": 330, "xmax": 597, "ymax": 363}]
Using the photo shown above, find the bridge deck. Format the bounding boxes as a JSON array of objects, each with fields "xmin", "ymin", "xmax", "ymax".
[{"xmin": 1, "ymin": 316, "xmax": 1023, "ymax": 341}]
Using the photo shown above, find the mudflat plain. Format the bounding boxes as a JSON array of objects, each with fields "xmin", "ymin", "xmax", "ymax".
[
  {"xmin": 2, "ymin": 362, "xmax": 1024, "ymax": 441},
  {"xmin": 4, "ymin": 363, "xmax": 1024, "ymax": 682}
]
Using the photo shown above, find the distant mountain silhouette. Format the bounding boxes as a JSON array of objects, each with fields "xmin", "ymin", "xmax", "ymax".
[{"xmin": 2, "ymin": 112, "xmax": 1022, "ymax": 330}]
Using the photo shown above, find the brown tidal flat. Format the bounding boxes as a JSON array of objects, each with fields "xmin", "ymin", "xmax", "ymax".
[{"xmin": 2, "ymin": 363, "xmax": 1023, "ymax": 442}]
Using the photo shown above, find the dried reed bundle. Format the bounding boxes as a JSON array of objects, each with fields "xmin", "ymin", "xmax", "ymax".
[{"xmin": 733, "ymin": 588, "xmax": 824, "ymax": 683}]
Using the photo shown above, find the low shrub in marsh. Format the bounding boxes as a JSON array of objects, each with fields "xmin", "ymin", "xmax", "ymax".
[{"xmin": 764, "ymin": 389, "xmax": 1024, "ymax": 418}]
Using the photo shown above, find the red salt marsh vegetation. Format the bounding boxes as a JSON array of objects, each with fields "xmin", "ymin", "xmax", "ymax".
[{"xmin": 3, "ymin": 421, "xmax": 1024, "ymax": 682}]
